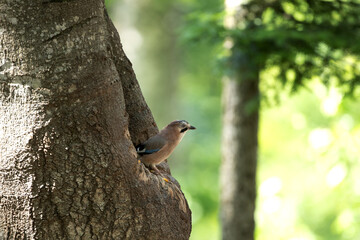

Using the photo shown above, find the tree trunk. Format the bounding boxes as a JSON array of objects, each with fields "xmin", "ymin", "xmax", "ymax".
[
  {"xmin": 220, "ymin": 56, "xmax": 259, "ymax": 239},
  {"xmin": 0, "ymin": 1, "xmax": 191, "ymax": 239},
  {"xmin": 220, "ymin": 0, "xmax": 260, "ymax": 238}
]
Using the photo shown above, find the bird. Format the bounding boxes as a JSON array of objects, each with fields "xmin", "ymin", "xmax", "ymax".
[{"xmin": 136, "ymin": 120, "xmax": 196, "ymax": 174}]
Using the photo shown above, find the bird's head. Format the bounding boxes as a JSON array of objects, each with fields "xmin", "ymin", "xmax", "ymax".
[{"xmin": 168, "ymin": 120, "xmax": 196, "ymax": 134}]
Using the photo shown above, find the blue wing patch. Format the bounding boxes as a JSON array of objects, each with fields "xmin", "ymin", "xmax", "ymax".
[
  {"xmin": 143, "ymin": 149, "xmax": 160, "ymax": 154},
  {"xmin": 136, "ymin": 144, "xmax": 160, "ymax": 155}
]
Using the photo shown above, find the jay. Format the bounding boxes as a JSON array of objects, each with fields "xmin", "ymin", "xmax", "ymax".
[{"xmin": 136, "ymin": 120, "xmax": 196, "ymax": 174}]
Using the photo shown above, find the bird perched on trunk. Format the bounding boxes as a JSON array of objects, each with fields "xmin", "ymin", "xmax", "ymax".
[{"xmin": 136, "ymin": 120, "xmax": 196, "ymax": 174}]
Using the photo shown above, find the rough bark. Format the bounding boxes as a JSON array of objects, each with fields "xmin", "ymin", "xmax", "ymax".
[
  {"xmin": 220, "ymin": 58, "xmax": 259, "ymax": 239},
  {"xmin": 0, "ymin": 1, "xmax": 191, "ymax": 239}
]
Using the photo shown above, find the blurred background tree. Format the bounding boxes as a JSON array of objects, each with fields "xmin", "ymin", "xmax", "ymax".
[
  {"xmin": 221, "ymin": 0, "xmax": 360, "ymax": 239},
  {"xmin": 106, "ymin": 0, "xmax": 360, "ymax": 239}
]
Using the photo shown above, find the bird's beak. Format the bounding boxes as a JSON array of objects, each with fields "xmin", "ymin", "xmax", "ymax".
[{"xmin": 189, "ymin": 125, "xmax": 196, "ymax": 130}]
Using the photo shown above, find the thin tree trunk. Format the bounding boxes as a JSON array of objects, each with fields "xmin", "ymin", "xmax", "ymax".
[
  {"xmin": 220, "ymin": 1, "xmax": 259, "ymax": 238},
  {"xmin": 0, "ymin": 1, "xmax": 191, "ymax": 239},
  {"xmin": 221, "ymin": 59, "xmax": 259, "ymax": 239}
]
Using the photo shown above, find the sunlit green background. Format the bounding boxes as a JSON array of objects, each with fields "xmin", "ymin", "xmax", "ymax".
[{"xmin": 106, "ymin": 0, "xmax": 360, "ymax": 239}]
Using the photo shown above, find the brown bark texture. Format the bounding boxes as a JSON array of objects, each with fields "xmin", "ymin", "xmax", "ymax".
[
  {"xmin": 221, "ymin": 64, "xmax": 259, "ymax": 239},
  {"xmin": 0, "ymin": 1, "xmax": 191, "ymax": 239}
]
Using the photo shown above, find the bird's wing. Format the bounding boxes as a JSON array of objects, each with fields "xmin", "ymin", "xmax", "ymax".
[{"xmin": 136, "ymin": 135, "xmax": 167, "ymax": 156}]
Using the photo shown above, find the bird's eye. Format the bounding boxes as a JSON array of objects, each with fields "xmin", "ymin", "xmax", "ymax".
[{"xmin": 180, "ymin": 127, "xmax": 188, "ymax": 133}]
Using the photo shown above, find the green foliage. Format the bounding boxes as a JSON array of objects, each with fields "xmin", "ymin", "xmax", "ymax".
[
  {"xmin": 238, "ymin": 0, "xmax": 360, "ymax": 98},
  {"xmin": 183, "ymin": 0, "xmax": 360, "ymax": 100},
  {"xmin": 181, "ymin": 11, "xmax": 225, "ymax": 44}
]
